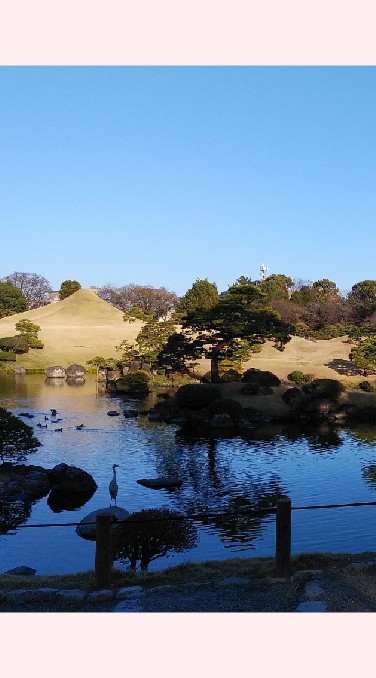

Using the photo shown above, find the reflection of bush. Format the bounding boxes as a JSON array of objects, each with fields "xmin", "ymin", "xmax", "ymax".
[
  {"xmin": 363, "ymin": 465, "xmax": 376, "ymax": 486},
  {"xmin": 0, "ymin": 407, "xmax": 41, "ymax": 462},
  {"xmin": 113, "ymin": 508, "xmax": 197, "ymax": 570},
  {"xmin": 0, "ymin": 499, "xmax": 31, "ymax": 535}
]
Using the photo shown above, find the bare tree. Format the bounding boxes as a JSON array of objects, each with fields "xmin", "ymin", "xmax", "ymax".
[
  {"xmin": 3, "ymin": 272, "xmax": 52, "ymax": 309},
  {"xmin": 97, "ymin": 283, "xmax": 178, "ymax": 319}
]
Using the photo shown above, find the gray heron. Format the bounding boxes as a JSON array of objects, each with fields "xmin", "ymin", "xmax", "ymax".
[{"xmin": 109, "ymin": 464, "xmax": 120, "ymax": 506}]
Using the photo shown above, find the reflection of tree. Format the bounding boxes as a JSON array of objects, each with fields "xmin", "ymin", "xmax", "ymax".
[
  {"xmin": 0, "ymin": 499, "xmax": 31, "ymax": 535},
  {"xmin": 281, "ymin": 423, "xmax": 342, "ymax": 451},
  {"xmin": 362, "ymin": 464, "xmax": 376, "ymax": 488},
  {"xmin": 148, "ymin": 431, "xmax": 287, "ymax": 549},
  {"xmin": 0, "ymin": 407, "xmax": 41, "ymax": 462},
  {"xmin": 113, "ymin": 508, "xmax": 197, "ymax": 570},
  {"xmin": 212, "ymin": 487, "xmax": 282, "ymax": 548}
]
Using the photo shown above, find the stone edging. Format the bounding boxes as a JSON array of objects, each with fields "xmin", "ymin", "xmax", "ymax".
[{"xmin": 2, "ymin": 560, "xmax": 375, "ymax": 611}]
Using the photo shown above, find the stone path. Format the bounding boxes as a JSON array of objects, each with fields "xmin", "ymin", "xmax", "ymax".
[{"xmin": 2, "ymin": 559, "xmax": 376, "ymax": 612}]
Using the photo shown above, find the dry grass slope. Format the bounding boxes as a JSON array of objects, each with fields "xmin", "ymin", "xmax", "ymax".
[
  {"xmin": 0, "ymin": 288, "xmax": 143, "ymax": 369},
  {"xmin": 0, "ymin": 289, "xmax": 367, "ymax": 382}
]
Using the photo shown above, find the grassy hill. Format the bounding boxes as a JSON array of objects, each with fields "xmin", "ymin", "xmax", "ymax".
[
  {"xmin": 0, "ymin": 288, "xmax": 364, "ymax": 382},
  {"xmin": 0, "ymin": 288, "xmax": 143, "ymax": 370}
]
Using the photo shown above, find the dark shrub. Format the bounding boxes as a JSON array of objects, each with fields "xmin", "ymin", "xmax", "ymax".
[
  {"xmin": 0, "ymin": 351, "xmax": 16, "ymax": 361},
  {"xmin": 176, "ymin": 383, "xmax": 222, "ymax": 410},
  {"xmin": 208, "ymin": 399, "xmax": 244, "ymax": 422},
  {"xmin": 0, "ymin": 336, "xmax": 29, "ymax": 354},
  {"xmin": 359, "ymin": 381, "xmax": 374, "ymax": 392},
  {"xmin": 242, "ymin": 369, "xmax": 281, "ymax": 386},
  {"xmin": 287, "ymin": 370, "xmax": 305, "ymax": 385},
  {"xmin": 281, "ymin": 387, "xmax": 306, "ymax": 406},
  {"xmin": 302, "ymin": 378, "xmax": 344, "ymax": 400}
]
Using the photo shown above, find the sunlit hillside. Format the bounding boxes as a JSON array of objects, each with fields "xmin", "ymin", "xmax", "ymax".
[
  {"xmin": 0, "ymin": 288, "xmax": 143, "ymax": 369},
  {"xmin": 0, "ymin": 288, "xmax": 360, "ymax": 381}
]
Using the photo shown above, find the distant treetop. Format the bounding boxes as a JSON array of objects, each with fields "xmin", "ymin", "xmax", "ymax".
[{"xmin": 59, "ymin": 280, "xmax": 81, "ymax": 300}]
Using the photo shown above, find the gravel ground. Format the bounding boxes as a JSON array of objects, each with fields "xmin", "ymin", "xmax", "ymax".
[{"xmin": 2, "ymin": 563, "xmax": 376, "ymax": 613}]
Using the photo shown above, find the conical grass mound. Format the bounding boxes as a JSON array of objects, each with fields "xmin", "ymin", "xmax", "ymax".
[{"xmin": 0, "ymin": 289, "xmax": 143, "ymax": 370}]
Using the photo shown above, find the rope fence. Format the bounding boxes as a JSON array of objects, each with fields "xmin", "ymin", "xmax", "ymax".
[
  {"xmin": 8, "ymin": 497, "xmax": 376, "ymax": 529},
  {"xmin": 4, "ymin": 497, "xmax": 376, "ymax": 587}
]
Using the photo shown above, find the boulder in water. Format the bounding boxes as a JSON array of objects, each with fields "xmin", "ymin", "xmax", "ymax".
[
  {"xmin": 45, "ymin": 366, "xmax": 66, "ymax": 378},
  {"xmin": 136, "ymin": 477, "xmax": 182, "ymax": 489},
  {"xmin": 76, "ymin": 506, "xmax": 129, "ymax": 540},
  {"xmin": 47, "ymin": 463, "xmax": 97, "ymax": 493},
  {"xmin": 66, "ymin": 364, "xmax": 86, "ymax": 378}
]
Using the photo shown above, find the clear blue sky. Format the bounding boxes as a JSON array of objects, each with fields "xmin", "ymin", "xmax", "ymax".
[{"xmin": 1, "ymin": 66, "xmax": 376, "ymax": 296}]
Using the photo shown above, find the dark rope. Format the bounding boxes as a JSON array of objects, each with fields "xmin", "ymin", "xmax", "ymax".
[{"xmin": 6, "ymin": 498, "xmax": 376, "ymax": 529}]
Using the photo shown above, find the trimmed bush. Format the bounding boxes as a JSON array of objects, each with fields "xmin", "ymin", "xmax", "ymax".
[
  {"xmin": 302, "ymin": 378, "xmax": 344, "ymax": 400},
  {"xmin": 0, "ymin": 351, "xmax": 16, "ymax": 361},
  {"xmin": 28, "ymin": 338, "xmax": 44, "ymax": 349},
  {"xmin": 242, "ymin": 369, "xmax": 281, "ymax": 387},
  {"xmin": 287, "ymin": 370, "xmax": 305, "ymax": 385},
  {"xmin": 208, "ymin": 399, "xmax": 244, "ymax": 422},
  {"xmin": 359, "ymin": 381, "xmax": 374, "ymax": 392},
  {"xmin": 312, "ymin": 324, "xmax": 347, "ymax": 340},
  {"xmin": 0, "ymin": 336, "xmax": 29, "ymax": 354},
  {"xmin": 176, "ymin": 383, "xmax": 222, "ymax": 410},
  {"xmin": 120, "ymin": 370, "xmax": 151, "ymax": 391}
]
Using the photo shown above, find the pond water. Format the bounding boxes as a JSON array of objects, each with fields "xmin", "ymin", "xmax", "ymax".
[{"xmin": 2, "ymin": 374, "xmax": 376, "ymax": 575}]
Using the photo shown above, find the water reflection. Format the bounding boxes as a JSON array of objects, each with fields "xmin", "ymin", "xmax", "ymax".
[
  {"xmin": 0, "ymin": 500, "xmax": 31, "ymax": 535},
  {"xmin": 2, "ymin": 374, "xmax": 376, "ymax": 574},
  {"xmin": 280, "ymin": 423, "xmax": 342, "ymax": 451},
  {"xmin": 150, "ymin": 432, "xmax": 288, "ymax": 548},
  {"xmin": 66, "ymin": 377, "xmax": 86, "ymax": 387},
  {"xmin": 348, "ymin": 425, "xmax": 376, "ymax": 446},
  {"xmin": 44, "ymin": 378, "xmax": 65, "ymax": 388},
  {"xmin": 47, "ymin": 488, "xmax": 96, "ymax": 513}
]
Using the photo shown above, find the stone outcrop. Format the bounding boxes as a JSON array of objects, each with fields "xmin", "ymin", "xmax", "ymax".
[
  {"xmin": 45, "ymin": 366, "xmax": 66, "ymax": 378},
  {"xmin": 76, "ymin": 507, "xmax": 130, "ymax": 540},
  {"xmin": 47, "ymin": 463, "xmax": 97, "ymax": 493},
  {"xmin": 0, "ymin": 463, "xmax": 50, "ymax": 501},
  {"xmin": 136, "ymin": 477, "xmax": 182, "ymax": 489},
  {"xmin": 66, "ymin": 364, "xmax": 86, "ymax": 378}
]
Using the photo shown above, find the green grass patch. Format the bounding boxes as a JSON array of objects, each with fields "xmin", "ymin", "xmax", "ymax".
[{"xmin": 0, "ymin": 552, "xmax": 374, "ymax": 592}]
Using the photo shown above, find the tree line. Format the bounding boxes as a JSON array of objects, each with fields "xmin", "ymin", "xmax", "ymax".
[{"xmin": 4, "ymin": 270, "xmax": 376, "ymax": 374}]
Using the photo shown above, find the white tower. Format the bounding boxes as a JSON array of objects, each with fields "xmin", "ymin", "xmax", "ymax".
[{"xmin": 260, "ymin": 263, "xmax": 269, "ymax": 280}]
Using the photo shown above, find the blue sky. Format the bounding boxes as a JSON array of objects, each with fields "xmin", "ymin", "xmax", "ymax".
[{"xmin": 1, "ymin": 66, "xmax": 376, "ymax": 296}]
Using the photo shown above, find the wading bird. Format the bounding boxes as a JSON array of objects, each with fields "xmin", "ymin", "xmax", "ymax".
[{"xmin": 109, "ymin": 464, "xmax": 120, "ymax": 506}]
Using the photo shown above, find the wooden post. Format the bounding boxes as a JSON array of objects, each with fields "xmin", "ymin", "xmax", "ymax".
[
  {"xmin": 275, "ymin": 497, "xmax": 291, "ymax": 578},
  {"xmin": 95, "ymin": 513, "xmax": 112, "ymax": 589}
]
